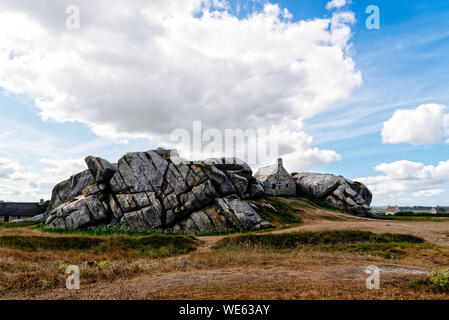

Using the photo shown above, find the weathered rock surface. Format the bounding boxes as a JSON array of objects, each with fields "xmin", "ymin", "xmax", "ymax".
[
  {"xmin": 12, "ymin": 213, "xmax": 44, "ymax": 223},
  {"xmin": 85, "ymin": 156, "xmax": 117, "ymax": 184},
  {"xmin": 45, "ymin": 169, "xmax": 95, "ymax": 214},
  {"xmin": 247, "ymin": 177, "xmax": 265, "ymax": 198},
  {"xmin": 292, "ymin": 172, "xmax": 374, "ymax": 217},
  {"xmin": 44, "ymin": 150, "xmax": 266, "ymax": 231}
]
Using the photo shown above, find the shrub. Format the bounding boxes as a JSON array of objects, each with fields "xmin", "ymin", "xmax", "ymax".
[
  {"xmin": 428, "ymin": 270, "xmax": 449, "ymax": 293},
  {"xmin": 253, "ymin": 196, "xmax": 302, "ymax": 225}
]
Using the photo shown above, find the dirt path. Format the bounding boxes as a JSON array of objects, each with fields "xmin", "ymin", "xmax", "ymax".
[{"xmin": 29, "ymin": 261, "xmax": 434, "ymax": 300}]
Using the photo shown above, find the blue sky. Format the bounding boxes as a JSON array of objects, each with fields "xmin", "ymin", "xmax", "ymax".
[{"xmin": 0, "ymin": 0, "xmax": 448, "ymax": 206}]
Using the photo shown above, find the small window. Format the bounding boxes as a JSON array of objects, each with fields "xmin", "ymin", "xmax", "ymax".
[
  {"xmin": 286, "ymin": 184, "xmax": 289, "ymax": 188},
  {"xmin": 271, "ymin": 184, "xmax": 276, "ymax": 190}
]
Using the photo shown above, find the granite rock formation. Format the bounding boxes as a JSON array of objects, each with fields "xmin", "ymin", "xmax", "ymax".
[
  {"xmin": 292, "ymin": 172, "xmax": 374, "ymax": 217},
  {"xmin": 44, "ymin": 149, "xmax": 265, "ymax": 231}
]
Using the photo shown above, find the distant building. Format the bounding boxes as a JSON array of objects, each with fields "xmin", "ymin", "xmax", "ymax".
[
  {"xmin": 254, "ymin": 158, "xmax": 296, "ymax": 197},
  {"xmin": 0, "ymin": 202, "xmax": 41, "ymax": 222},
  {"xmin": 431, "ymin": 206, "xmax": 447, "ymax": 214},
  {"xmin": 385, "ymin": 206, "xmax": 400, "ymax": 215}
]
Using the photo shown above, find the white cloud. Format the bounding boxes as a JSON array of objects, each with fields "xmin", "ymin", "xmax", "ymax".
[
  {"xmin": 326, "ymin": 0, "xmax": 351, "ymax": 10},
  {"xmin": 358, "ymin": 160, "xmax": 449, "ymax": 202},
  {"xmin": 412, "ymin": 189, "xmax": 444, "ymax": 198},
  {"xmin": 39, "ymin": 158, "xmax": 86, "ymax": 178},
  {"xmin": 0, "ymin": 0, "xmax": 361, "ymax": 170},
  {"xmin": 0, "ymin": 158, "xmax": 19, "ymax": 179},
  {"xmin": 381, "ymin": 103, "xmax": 448, "ymax": 145},
  {"xmin": 0, "ymin": 157, "xmax": 86, "ymax": 202}
]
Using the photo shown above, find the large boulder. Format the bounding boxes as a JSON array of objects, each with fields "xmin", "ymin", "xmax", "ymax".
[
  {"xmin": 85, "ymin": 156, "xmax": 117, "ymax": 184},
  {"xmin": 44, "ymin": 169, "xmax": 95, "ymax": 217},
  {"xmin": 247, "ymin": 177, "xmax": 265, "ymax": 198},
  {"xmin": 292, "ymin": 172, "xmax": 374, "ymax": 217},
  {"xmin": 44, "ymin": 149, "xmax": 265, "ymax": 231}
]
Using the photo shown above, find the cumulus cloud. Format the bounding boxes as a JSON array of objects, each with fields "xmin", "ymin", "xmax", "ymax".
[
  {"xmin": 381, "ymin": 103, "xmax": 449, "ymax": 145},
  {"xmin": 0, "ymin": 0, "xmax": 361, "ymax": 170},
  {"xmin": 357, "ymin": 160, "xmax": 449, "ymax": 202},
  {"xmin": 0, "ymin": 157, "xmax": 85, "ymax": 202},
  {"xmin": 326, "ymin": 0, "xmax": 351, "ymax": 10},
  {"xmin": 0, "ymin": 158, "xmax": 19, "ymax": 179}
]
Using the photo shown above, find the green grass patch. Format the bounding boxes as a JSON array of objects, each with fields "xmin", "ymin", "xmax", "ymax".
[
  {"xmin": 311, "ymin": 243, "xmax": 411, "ymax": 260},
  {"xmin": 38, "ymin": 224, "xmax": 183, "ymax": 236},
  {"xmin": 214, "ymin": 230, "xmax": 424, "ymax": 250},
  {"xmin": 252, "ymin": 196, "xmax": 302, "ymax": 225},
  {"xmin": 396, "ymin": 211, "xmax": 449, "ymax": 217},
  {"xmin": 408, "ymin": 279, "xmax": 428, "ymax": 289},
  {"xmin": 0, "ymin": 221, "xmax": 41, "ymax": 229},
  {"xmin": 39, "ymin": 224, "xmax": 259, "ymax": 238},
  {"xmin": 213, "ymin": 230, "xmax": 425, "ymax": 259},
  {"xmin": 378, "ymin": 216, "xmax": 449, "ymax": 222},
  {"xmin": 0, "ymin": 234, "xmax": 197, "ymax": 258}
]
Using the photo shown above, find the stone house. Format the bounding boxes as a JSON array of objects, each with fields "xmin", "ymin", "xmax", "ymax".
[{"xmin": 254, "ymin": 158, "xmax": 296, "ymax": 196}]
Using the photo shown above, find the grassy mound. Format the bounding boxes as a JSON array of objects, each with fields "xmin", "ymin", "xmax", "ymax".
[
  {"xmin": 0, "ymin": 234, "xmax": 197, "ymax": 258},
  {"xmin": 214, "ymin": 230, "xmax": 423, "ymax": 249},
  {"xmin": 213, "ymin": 230, "xmax": 425, "ymax": 259}
]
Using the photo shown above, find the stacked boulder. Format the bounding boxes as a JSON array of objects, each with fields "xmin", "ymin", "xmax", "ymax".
[
  {"xmin": 44, "ymin": 149, "xmax": 265, "ymax": 232},
  {"xmin": 292, "ymin": 172, "xmax": 373, "ymax": 217}
]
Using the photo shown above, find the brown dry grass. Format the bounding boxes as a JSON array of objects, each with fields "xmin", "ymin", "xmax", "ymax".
[{"xmin": 2, "ymin": 198, "xmax": 449, "ymax": 300}]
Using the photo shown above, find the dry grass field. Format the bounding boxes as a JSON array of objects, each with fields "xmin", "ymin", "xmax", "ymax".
[{"xmin": 1, "ymin": 197, "xmax": 449, "ymax": 300}]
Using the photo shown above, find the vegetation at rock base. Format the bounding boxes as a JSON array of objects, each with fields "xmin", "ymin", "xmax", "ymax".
[
  {"xmin": 39, "ymin": 224, "xmax": 182, "ymax": 237},
  {"xmin": 0, "ymin": 221, "xmax": 40, "ymax": 229},
  {"xmin": 250, "ymin": 196, "xmax": 302, "ymax": 226},
  {"xmin": 38, "ymin": 200, "xmax": 51, "ymax": 214}
]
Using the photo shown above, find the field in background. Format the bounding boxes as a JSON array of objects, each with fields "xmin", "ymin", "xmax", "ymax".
[{"xmin": 1, "ymin": 197, "xmax": 449, "ymax": 300}]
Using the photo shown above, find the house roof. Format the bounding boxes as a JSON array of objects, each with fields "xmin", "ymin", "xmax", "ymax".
[
  {"xmin": 386, "ymin": 206, "xmax": 399, "ymax": 212},
  {"xmin": 254, "ymin": 164, "xmax": 279, "ymax": 181}
]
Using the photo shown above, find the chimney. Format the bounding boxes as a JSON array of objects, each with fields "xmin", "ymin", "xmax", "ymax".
[{"xmin": 277, "ymin": 158, "xmax": 283, "ymax": 167}]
